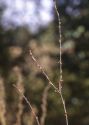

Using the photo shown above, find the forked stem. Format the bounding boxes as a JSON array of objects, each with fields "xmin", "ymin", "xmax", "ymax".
[{"xmin": 14, "ymin": 1, "xmax": 68, "ymax": 125}]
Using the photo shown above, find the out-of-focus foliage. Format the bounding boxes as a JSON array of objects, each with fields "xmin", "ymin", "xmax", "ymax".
[{"xmin": 0, "ymin": 0, "xmax": 89, "ymax": 125}]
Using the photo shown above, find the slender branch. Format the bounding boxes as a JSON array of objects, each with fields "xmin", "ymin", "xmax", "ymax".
[
  {"xmin": 53, "ymin": 0, "xmax": 69, "ymax": 125},
  {"xmin": 29, "ymin": 49, "xmax": 68, "ymax": 125},
  {"xmin": 13, "ymin": 84, "xmax": 40, "ymax": 125},
  {"xmin": 29, "ymin": 50, "xmax": 60, "ymax": 94},
  {"xmin": 54, "ymin": 0, "xmax": 63, "ymax": 89}
]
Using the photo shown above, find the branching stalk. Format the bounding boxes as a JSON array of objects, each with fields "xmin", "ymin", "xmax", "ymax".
[
  {"xmin": 14, "ymin": 1, "xmax": 68, "ymax": 125},
  {"xmin": 29, "ymin": 49, "xmax": 68, "ymax": 125}
]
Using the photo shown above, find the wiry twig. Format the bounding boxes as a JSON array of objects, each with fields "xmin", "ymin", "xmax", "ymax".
[
  {"xmin": 13, "ymin": 84, "xmax": 40, "ymax": 125},
  {"xmin": 29, "ymin": 49, "xmax": 68, "ymax": 125},
  {"xmin": 53, "ymin": 0, "xmax": 63, "ymax": 89},
  {"xmin": 40, "ymin": 85, "xmax": 50, "ymax": 125},
  {"xmin": 29, "ymin": 50, "xmax": 60, "ymax": 93},
  {"xmin": 53, "ymin": 0, "xmax": 68, "ymax": 125}
]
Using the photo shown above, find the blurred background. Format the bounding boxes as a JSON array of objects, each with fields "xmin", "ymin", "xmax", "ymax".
[{"xmin": 0, "ymin": 0, "xmax": 89, "ymax": 125}]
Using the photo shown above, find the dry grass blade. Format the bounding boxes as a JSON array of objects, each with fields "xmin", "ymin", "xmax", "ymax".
[{"xmin": 13, "ymin": 84, "xmax": 40, "ymax": 125}]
